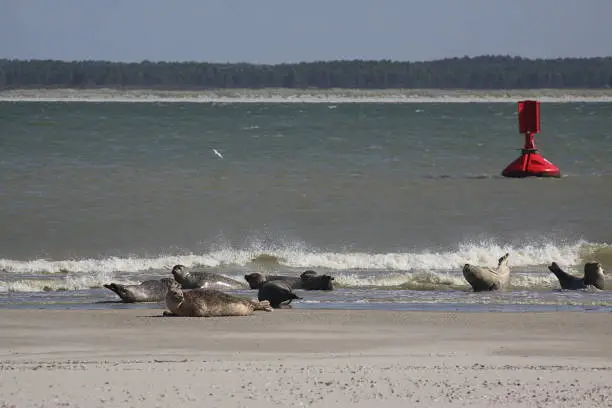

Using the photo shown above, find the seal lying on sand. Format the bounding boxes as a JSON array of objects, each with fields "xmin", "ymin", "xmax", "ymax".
[
  {"xmin": 548, "ymin": 262, "xmax": 605, "ymax": 290},
  {"xmin": 171, "ymin": 264, "xmax": 247, "ymax": 290},
  {"xmin": 244, "ymin": 270, "xmax": 335, "ymax": 291},
  {"xmin": 462, "ymin": 253, "xmax": 510, "ymax": 292},
  {"xmin": 257, "ymin": 280, "xmax": 302, "ymax": 308},
  {"xmin": 104, "ymin": 278, "xmax": 175, "ymax": 303},
  {"xmin": 164, "ymin": 281, "xmax": 272, "ymax": 317}
]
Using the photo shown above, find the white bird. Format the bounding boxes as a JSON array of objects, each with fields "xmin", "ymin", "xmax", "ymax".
[{"xmin": 211, "ymin": 148, "xmax": 224, "ymax": 159}]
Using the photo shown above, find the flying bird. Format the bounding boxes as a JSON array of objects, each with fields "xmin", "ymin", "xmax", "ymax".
[{"xmin": 211, "ymin": 148, "xmax": 224, "ymax": 159}]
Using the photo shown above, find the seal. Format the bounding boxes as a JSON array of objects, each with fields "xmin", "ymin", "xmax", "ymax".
[
  {"xmin": 584, "ymin": 262, "xmax": 605, "ymax": 290},
  {"xmin": 163, "ymin": 281, "xmax": 272, "ymax": 317},
  {"xmin": 171, "ymin": 264, "xmax": 247, "ymax": 290},
  {"xmin": 244, "ymin": 270, "xmax": 335, "ymax": 291},
  {"xmin": 547, "ymin": 262, "xmax": 587, "ymax": 290},
  {"xmin": 257, "ymin": 280, "xmax": 302, "ymax": 308},
  {"xmin": 462, "ymin": 253, "xmax": 510, "ymax": 292},
  {"xmin": 244, "ymin": 273, "xmax": 299, "ymax": 289},
  {"xmin": 299, "ymin": 270, "xmax": 335, "ymax": 290},
  {"xmin": 103, "ymin": 278, "xmax": 175, "ymax": 303},
  {"xmin": 550, "ymin": 262, "xmax": 605, "ymax": 290}
]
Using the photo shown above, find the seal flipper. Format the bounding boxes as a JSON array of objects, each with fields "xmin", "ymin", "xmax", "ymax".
[
  {"xmin": 103, "ymin": 283, "xmax": 136, "ymax": 302},
  {"xmin": 285, "ymin": 292, "xmax": 302, "ymax": 306},
  {"xmin": 252, "ymin": 300, "xmax": 273, "ymax": 312}
]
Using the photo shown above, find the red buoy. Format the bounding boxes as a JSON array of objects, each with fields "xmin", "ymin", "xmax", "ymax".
[{"xmin": 502, "ymin": 100, "xmax": 560, "ymax": 178}]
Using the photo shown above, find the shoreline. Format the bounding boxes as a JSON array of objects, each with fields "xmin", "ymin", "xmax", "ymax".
[
  {"xmin": 2, "ymin": 87, "xmax": 612, "ymax": 103},
  {"xmin": 1, "ymin": 309, "xmax": 611, "ymax": 407}
]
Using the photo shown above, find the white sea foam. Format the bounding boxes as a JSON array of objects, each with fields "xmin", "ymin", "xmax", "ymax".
[
  {"xmin": 0, "ymin": 239, "xmax": 593, "ymax": 275},
  {"xmin": 2, "ymin": 88, "xmax": 612, "ymax": 103},
  {"xmin": 0, "ymin": 269, "xmax": 132, "ymax": 293}
]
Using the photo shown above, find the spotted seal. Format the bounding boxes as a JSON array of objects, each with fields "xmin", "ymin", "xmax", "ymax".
[
  {"xmin": 103, "ymin": 278, "xmax": 175, "ymax": 303},
  {"xmin": 171, "ymin": 264, "xmax": 247, "ymax": 290},
  {"xmin": 462, "ymin": 253, "xmax": 510, "ymax": 292},
  {"xmin": 163, "ymin": 281, "xmax": 272, "ymax": 317}
]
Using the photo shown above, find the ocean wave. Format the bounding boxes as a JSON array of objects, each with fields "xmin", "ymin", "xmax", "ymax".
[
  {"xmin": 0, "ymin": 239, "xmax": 605, "ymax": 276},
  {"xmin": 0, "ymin": 269, "xmax": 585, "ymax": 294},
  {"xmin": 0, "ymin": 270, "xmax": 132, "ymax": 293},
  {"xmin": 2, "ymin": 88, "xmax": 612, "ymax": 104}
]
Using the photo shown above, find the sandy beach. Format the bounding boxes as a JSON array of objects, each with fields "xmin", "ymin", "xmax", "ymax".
[{"xmin": 1, "ymin": 309, "xmax": 611, "ymax": 407}]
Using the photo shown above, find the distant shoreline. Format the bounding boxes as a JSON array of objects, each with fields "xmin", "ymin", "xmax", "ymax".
[{"xmin": 2, "ymin": 88, "xmax": 612, "ymax": 103}]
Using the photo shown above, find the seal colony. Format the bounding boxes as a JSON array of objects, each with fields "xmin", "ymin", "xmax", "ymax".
[{"xmin": 101, "ymin": 259, "xmax": 606, "ymax": 313}]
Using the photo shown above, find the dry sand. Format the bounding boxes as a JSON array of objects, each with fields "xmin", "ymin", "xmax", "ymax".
[{"xmin": 1, "ymin": 308, "xmax": 611, "ymax": 407}]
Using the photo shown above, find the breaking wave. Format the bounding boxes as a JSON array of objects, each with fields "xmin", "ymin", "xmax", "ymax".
[{"xmin": 1, "ymin": 239, "xmax": 608, "ymax": 293}]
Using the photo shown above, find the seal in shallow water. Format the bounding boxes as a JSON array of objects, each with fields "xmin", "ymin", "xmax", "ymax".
[
  {"xmin": 584, "ymin": 262, "xmax": 605, "ymax": 290},
  {"xmin": 244, "ymin": 270, "xmax": 335, "ymax": 290},
  {"xmin": 164, "ymin": 281, "xmax": 272, "ymax": 317},
  {"xmin": 171, "ymin": 264, "xmax": 247, "ymax": 290},
  {"xmin": 548, "ymin": 262, "xmax": 587, "ymax": 290},
  {"xmin": 257, "ymin": 280, "xmax": 302, "ymax": 308},
  {"xmin": 244, "ymin": 273, "xmax": 299, "ymax": 289},
  {"xmin": 462, "ymin": 253, "xmax": 510, "ymax": 292},
  {"xmin": 299, "ymin": 270, "xmax": 335, "ymax": 290},
  {"xmin": 103, "ymin": 278, "xmax": 175, "ymax": 303},
  {"xmin": 548, "ymin": 262, "xmax": 605, "ymax": 290}
]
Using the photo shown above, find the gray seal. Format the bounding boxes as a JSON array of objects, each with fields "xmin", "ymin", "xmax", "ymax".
[
  {"xmin": 584, "ymin": 262, "xmax": 605, "ymax": 289},
  {"xmin": 244, "ymin": 270, "xmax": 335, "ymax": 291},
  {"xmin": 163, "ymin": 281, "xmax": 272, "ymax": 317},
  {"xmin": 462, "ymin": 253, "xmax": 510, "ymax": 292},
  {"xmin": 299, "ymin": 270, "xmax": 334, "ymax": 290},
  {"xmin": 257, "ymin": 280, "xmax": 302, "ymax": 308},
  {"xmin": 244, "ymin": 273, "xmax": 299, "ymax": 289},
  {"xmin": 549, "ymin": 262, "xmax": 605, "ymax": 290},
  {"xmin": 103, "ymin": 278, "xmax": 175, "ymax": 303},
  {"xmin": 171, "ymin": 264, "xmax": 247, "ymax": 290}
]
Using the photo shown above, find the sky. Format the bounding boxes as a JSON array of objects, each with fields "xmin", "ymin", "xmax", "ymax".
[{"xmin": 1, "ymin": 0, "xmax": 611, "ymax": 64}]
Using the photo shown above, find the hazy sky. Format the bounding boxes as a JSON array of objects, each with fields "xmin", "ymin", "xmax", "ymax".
[{"xmin": 1, "ymin": 0, "xmax": 610, "ymax": 64}]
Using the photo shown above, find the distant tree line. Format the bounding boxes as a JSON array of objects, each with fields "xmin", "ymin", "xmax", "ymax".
[{"xmin": 1, "ymin": 55, "xmax": 612, "ymax": 89}]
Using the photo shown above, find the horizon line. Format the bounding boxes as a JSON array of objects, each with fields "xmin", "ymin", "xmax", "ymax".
[{"xmin": 3, "ymin": 54, "xmax": 612, "ymax": 66}]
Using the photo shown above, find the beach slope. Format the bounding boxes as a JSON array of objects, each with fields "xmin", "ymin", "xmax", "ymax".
[{"xmin": 1, "ymin": 309, "xmax": 611, "ymax": 407}]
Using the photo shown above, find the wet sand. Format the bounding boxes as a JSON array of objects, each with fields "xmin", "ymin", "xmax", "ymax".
[{"xmin": 1, "ymin": 309, "xmax": 611, "ymax": 407}]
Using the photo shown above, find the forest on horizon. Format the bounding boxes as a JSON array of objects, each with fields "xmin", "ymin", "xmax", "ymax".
[{"xmin": 1, "ymin": 55, "xmax": 612, "ymax": 90}]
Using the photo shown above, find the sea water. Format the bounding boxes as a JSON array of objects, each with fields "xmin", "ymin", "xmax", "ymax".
[{"xmin": 1, "ymin": 90, "xmax": 611, "ymax": 312}]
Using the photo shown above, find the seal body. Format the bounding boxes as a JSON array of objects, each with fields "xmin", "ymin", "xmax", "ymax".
[
  {"xmin": 462, "ymin": 253, "xmax": 510, "ymax": 292},
  {"xmin": 164, "ymin": 282, "xmax": 272, "ymax": 317},
  {"xmin": 244, "ymin": 270, "xmax": 334, "ymax": 291},
  {"xmin": 548, "ymin": 262, "xmax": 587, "ymax": 290},
  {"xmin": 548, "ymin": 262, "xmax": 605, "ymax": 290},
  {"xmin": 171, "ymin": 264, "xmax": 247, "ymax": 290},
  {"xmin": 299, "ymin": 270, "xmax": 334, "ymax": 290},
  {"xmin": 103, "ymin": 278, "xmax": 175, "ymax": 303},
  {"xmin": 258, "ymin": 280, "xmax": 302, "ymax": 308}
]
